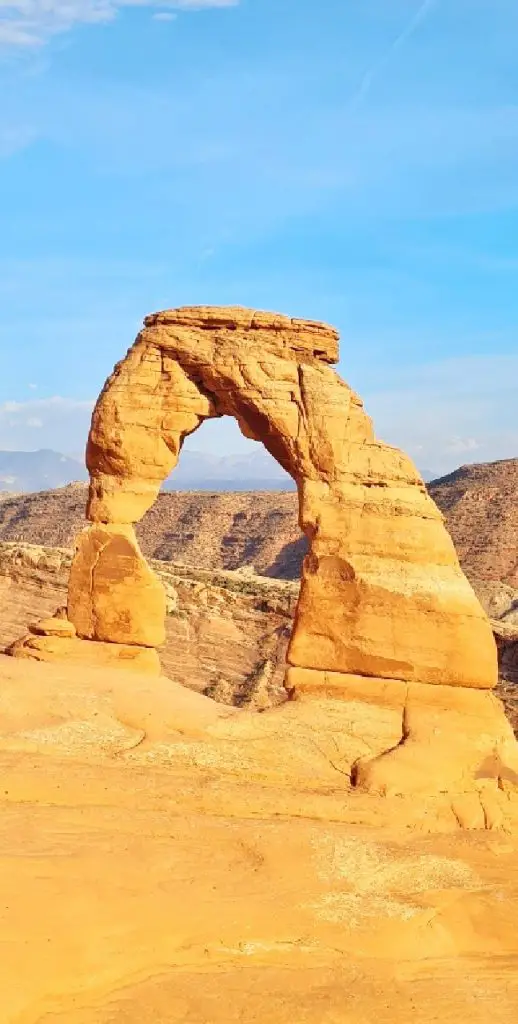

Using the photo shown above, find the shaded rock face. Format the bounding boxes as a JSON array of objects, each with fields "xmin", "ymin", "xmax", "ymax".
[{"xmin": 71, "ymin": 305, "xmax": 496, "ymax": 693}]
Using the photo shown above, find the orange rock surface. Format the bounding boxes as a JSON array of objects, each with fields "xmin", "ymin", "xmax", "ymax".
[
  {"xmin": 68, "ymin": 523, "xmax": 166, "ymax": 647},
  {"xmin": 8, "ymin": 631, "xmax": 161, "ymax": 674},
  {"xmin": 0, "ymin": 653, "xmax": 518, "ymax": 1021}
]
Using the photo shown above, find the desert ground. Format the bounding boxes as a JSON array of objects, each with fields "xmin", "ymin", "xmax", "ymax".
[{"xmin": 1, "ymin": 652, "xmax": 518, "ymax": 1023}]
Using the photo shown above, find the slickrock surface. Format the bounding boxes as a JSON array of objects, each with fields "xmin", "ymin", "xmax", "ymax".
[{"xmin": 0, "ymin": 652, "xmax": 518, "ymax": 1021}]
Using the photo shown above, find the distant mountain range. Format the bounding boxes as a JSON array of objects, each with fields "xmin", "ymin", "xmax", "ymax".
[
  {"xmin": 0, "ymin": 448, "xmax": 464, "ymax": 494},
  {"xmin": 0, "ymin": 448, "xmax": 295, "ymax": 493},
  {"xmin": 164, "ymin": 449, "xmax": 295, "ymax": 491},
  {"xmin": 0, "ymin": 449, "xmax": 88, "ymax": 493}
]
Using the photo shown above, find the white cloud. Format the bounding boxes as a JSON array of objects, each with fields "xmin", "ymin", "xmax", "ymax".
[
  {"xmin": 0, "ymin": 397, "xmax": 93, "ymax": 452},
  {"xmin": 152, "ymin": 11, "xmax": 177, "ymax": 20},
  {"xmin": 0, "ymin": 1, "xmax": 238, "ymax": 49}
]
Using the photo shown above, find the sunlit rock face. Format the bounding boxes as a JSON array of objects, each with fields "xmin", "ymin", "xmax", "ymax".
[{"xmin": 74, "ymin": 305, "xmax": 496, "ymax": 693}]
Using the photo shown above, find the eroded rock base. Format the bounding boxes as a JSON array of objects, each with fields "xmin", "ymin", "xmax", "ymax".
[
  {"xmin": 2, "ymin": 653, "xmax": 517, "ymax": 832},
  {"xmin": 288, "ymin": 667, "xmax": 518, "ymax": 805}
]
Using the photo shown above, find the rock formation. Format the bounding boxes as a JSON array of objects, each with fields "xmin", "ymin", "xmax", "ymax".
[
  {"xmin": 10, "ymin": 306, "xmax": 518, "ymax": 799},
  {"xmin": 78, "ymin": 308, "xmax": 496, "ymax": 681},
  {"xmin": 3, "ymin": 538, "xmax": 518, "ymax": 724}
]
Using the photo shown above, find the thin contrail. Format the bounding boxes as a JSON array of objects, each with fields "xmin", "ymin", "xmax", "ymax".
[{"xmin": 350, "ymin": 0, "xmax": 437, "ymax": 110}]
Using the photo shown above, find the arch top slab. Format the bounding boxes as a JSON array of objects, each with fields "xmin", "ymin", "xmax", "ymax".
[
  {"xmin": 72, "ymin": 305, "xmax": 498, "ymax": 696},
  {"xmin": 143, "ymin": 306, "xmax": 340, "ymax": 363}
]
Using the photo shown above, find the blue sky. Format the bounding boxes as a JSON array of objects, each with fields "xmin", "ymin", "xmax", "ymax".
[{"xmin": 0, "ymin": 0, "xmax": 517, "ymax": 476}]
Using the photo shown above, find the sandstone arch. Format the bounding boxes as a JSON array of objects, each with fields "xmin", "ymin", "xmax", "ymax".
[{"xmin": 68, "ymin": 306, "xmax": 496, "ymax": 696}]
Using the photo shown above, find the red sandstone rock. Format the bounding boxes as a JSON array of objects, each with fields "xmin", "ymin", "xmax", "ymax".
[
  {"xmin": 68, "ymin": 524, "xmax": 166, "ymax": 648},
  {"xmin": 78, "ymin": 305, "xmax": 497, "ymax": 692}
]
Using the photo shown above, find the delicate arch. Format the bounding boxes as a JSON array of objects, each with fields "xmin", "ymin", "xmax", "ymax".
[{"xmin": 68, "ymin": 306, "xmax": 497, "ymax": 695}]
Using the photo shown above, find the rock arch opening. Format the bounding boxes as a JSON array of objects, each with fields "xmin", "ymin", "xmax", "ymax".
[
  {"xmin": 158, "ymin": 414, "xmax": 302, "ymax": 582},
  {"xmin": 164, "ymin": 415, "xmax": 294, "ymax": 495},
  {"xmin": 147, "ymin": 414, "xmax": 307, "ymax": 708}
]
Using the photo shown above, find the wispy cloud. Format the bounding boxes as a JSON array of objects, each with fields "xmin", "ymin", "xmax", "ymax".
[
  {"xmin": 0, "ymin": 1, "xmax": 238, "ymax": 49},
  {"xmin": 350, "ymin": 0, "xmax": 437, "ymax": 110},
  {"xmin": 152, "ymin": 11, "xmax": 177, "ymax": 20},
  {"xmin": 365, "ymin": 353, "xmax": 518, "ymax": 476}
]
